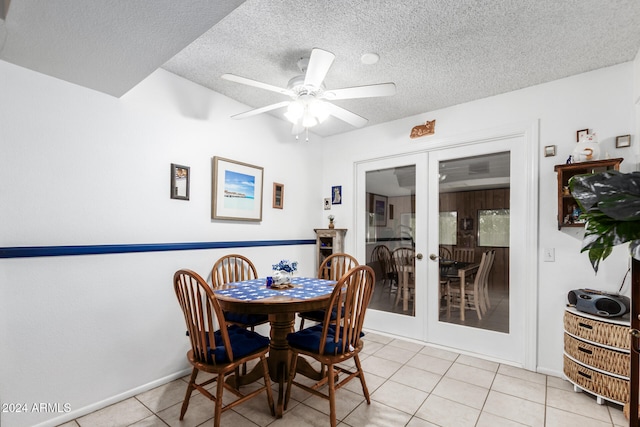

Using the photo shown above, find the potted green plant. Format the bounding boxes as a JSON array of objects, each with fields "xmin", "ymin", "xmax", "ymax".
[
  {"xmin": 569, "ymin": 170, "xmax": 640, "ymax": 272},
  {"xmin": 569, "ymin": 170, "xmax": 640, "ymax": 424}
]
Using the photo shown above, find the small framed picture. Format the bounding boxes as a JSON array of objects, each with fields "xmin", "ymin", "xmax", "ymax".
[
  {"xmin": 544, "ymin": 145, "xmax": 556, "ymax": 157},
  {"xmin": 324, "ymin": 198, "xmax": 331, "ymax": 210},
  {"xmin": 576, "ymin": 129, "xmax": 589, "ymax": 142},
  {"xmin": 171, "ymin": 163, "xmax": 190, "ymax": 200},
  {"xmin": 616, "ymin": 134, "xmax": 631, "ymax": 148},
  {"xmin": 272, "ymin": 182, "xmax": 284, "ymax": 209},
  {"xmin": 371, "ymin": 194, "xmax": 387, "ymax": 226},
  {"xmin": 331, "ymin": 186, "xmax": 342, "ymax": 205}
]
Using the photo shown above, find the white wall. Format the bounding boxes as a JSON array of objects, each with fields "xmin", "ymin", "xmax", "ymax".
[
  {"xmin": 2, "ymin": 57, "xmax": 639, "ymax": 427},
  {"xmin": 319, "ymin": 62, "xmax": 637, "ymax": 376},
  {"xmin": 0, "ymin": 61, "xmax": 324, "ymax": 427}
]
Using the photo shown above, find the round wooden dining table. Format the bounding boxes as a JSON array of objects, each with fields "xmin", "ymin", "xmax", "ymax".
[{"xmin": 214, "ymin": 277, "xmax": 336, "ymax": 418}]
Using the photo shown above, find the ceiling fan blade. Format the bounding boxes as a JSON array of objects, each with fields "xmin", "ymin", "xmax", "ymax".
[
  {"xmin": 323, "ymin": 82, "xmax": 396, "ymax": 100},
  {"xmin": 221, "ymin": 73, "xmax": 293, "ymax": 96},
  {"xmin": 304, "ymin": 48, "xmax": 335, "ymax": 88},
  {"xmin": 325, "ymin": 103, "xmax": 368, "ymax": 128},
  {"xmin": 230, "ymin": 101, "xmax": 291, "ymax": 120}
]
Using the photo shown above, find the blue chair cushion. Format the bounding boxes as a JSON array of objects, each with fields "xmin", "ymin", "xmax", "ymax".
[
  {"xmin": 300, "ymin": 306, "xmax": 346, "ymax": 323},
  {"xmin": 287, "ymin": 324, "xmax": 364, "ymax": 355},
  {"xmin": 224, "ymin": 311, "xmax": 268, "ymax": 326},
  {"xmin": 299, "ymin": 309, "xmax": 332, "ymax": 322},
  {"xmin": 207, "ymin": 324, "xmax": 270, "ymax": 364}
]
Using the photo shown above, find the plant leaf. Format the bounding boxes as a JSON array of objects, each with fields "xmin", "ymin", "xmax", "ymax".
[{"xmin": 569, "ymin": 171, "xmax": 640, "ymax": 273}]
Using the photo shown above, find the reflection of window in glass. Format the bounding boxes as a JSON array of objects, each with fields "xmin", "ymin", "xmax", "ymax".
[
  {"xmin": 439, "ymin": 211, "xmax": 457, "ymax": 245},
  {"xmin": 478, "ymin": 209, "xmax": 510, "ymax": 247}
]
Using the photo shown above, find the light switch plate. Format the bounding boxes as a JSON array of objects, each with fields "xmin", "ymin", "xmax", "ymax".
[{"xmin": 543, "ymin": 248, "xmax": 555, "ymax": 262}]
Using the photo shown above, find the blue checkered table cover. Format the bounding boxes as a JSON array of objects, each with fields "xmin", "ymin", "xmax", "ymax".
[{"xmin": 214, "ymin": 277, "xmax": 337, "ymax": 301}]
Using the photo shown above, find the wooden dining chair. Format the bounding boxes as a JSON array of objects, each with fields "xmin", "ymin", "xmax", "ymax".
[
  {"xmin": 447, "ymin": 248, "xmax": 475, "ymax": 297},
  {"xmin": 173, "ymin": 269, "xmax": 275, "ymax": 427},
  {"xmin": 453, "ymin": 247, "xmax": 475, "ymax": 264},
  {"xmin": 285, "ymin": 265, "xmax": 375, "ymax": 427},
  {"xmin": 480, "ymin": 249, "xmax": 495, "ymax": 313},
  {"xmin": 211, "ymin": 254, "xmax": 269, "ymax": 331},
  {"xmin": 298, "ymin": 253, "xmax": 359, "ymax": 330},
  {"xmin": 370, "ymin": 244, "xmax": 397, "ymax": 297},
  {"xmin": 447, "ymin": 250, "xmax": 493, "ymax": 319},
  {"xmin": 392, "ymin": 247, "xmax": 415, "ymax": 310},
  {"xmin": 439, "ymin": 246, "xmax": 452, "ymax": 260}
]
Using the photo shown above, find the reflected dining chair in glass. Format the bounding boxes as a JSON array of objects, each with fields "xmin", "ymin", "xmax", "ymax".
[
  {"xmin": 392, "ymin": 247, "xmax": 415, "ymax": 312},
  {"xmin": 173, "ymin": 269, "xmax": 275, "ymax": 427},
  {"xmin": 298, "ymin": 252, "xmax": 359, "ymax": 330},
  {"xmin": 447, "ymin": 249, "xmax": 494, "ymax": 320},
  {"xmin": 371, "ymin": 244, "xmax": 397, "ymax": 298},
  {"xmin": 453, "ymin": 247, "xmax": 475, "ymax": 264},
  {"xmin": 285, "ymin": 265, "xmax": 375, "ymax": 427}
]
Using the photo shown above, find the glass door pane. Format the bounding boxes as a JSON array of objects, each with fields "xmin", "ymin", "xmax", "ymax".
[
  {"xmin": 366, "ymin": 165, "xmax": 416, "ymax": 316},
  {"xmin": 426, "ymin": 134, "xmax": 531, "ymax": 366},
  {"xmin": 437, "ymin": 152, "xmax": 510, "ymax": 333},
  {"xmin": 356, "ymin": 153, "xmax": 427, "ymax": 341}
]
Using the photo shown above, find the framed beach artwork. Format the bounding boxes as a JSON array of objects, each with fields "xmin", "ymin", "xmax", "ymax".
[{"xmin": 211, "ymin": 157, "xmax": 264, "ymax": 221}]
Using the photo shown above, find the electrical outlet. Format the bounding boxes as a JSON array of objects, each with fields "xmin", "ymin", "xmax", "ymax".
[{"xmin": 543, "ymin": 248, "xmax": 555, "ymax": 262}]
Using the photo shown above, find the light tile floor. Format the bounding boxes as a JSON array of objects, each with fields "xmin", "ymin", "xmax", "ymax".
[{"xmin": 57, "ymin": 332, "xmax": 627, "ymax": 427}]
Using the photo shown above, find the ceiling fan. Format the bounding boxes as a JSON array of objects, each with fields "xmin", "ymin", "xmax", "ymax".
[{"xmin": 221, "ymin": 48, "xmax": 396, "ymax": 138}]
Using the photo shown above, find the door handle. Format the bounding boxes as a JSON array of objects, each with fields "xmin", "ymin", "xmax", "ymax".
[
  {"xmin": 415, "ymin": 253, "xmax": 423, "ymax": 260},
  {"xmin": 429, "ymin": 254, "xmax": 438, "ymax": 261}
]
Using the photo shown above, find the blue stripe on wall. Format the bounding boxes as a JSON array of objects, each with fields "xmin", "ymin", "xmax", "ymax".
[{"xmin": 0, "ymin": 239, "xmax": 316, "ymax": 258}]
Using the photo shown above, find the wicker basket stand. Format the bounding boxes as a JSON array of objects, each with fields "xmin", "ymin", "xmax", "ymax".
[{"xmin": 563, "ymin": 307, "xmax": 630, "ymax": 405}]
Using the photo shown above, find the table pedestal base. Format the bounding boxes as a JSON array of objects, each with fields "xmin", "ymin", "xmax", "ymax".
[{"xmin": 228, "ymin": 312, "xmax": 324, "ymax": 418}]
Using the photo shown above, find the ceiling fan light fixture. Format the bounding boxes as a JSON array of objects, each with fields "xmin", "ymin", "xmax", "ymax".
[
  {"xmin": 309, "ymin": 99, "xmax": 329, "ymax": 123},
  {"xmin": 302, "ymin": 113, "xmax": 318, "ymax": 128},
  {"xmin": 222, "ymin": 48, "xmax": 396, "ymax": 137},
  {"xmin": 285, "ymin": 97, "xmax": 329, "ymax": 128},
  {"xmin": 284, "ymin": 100, "xmax": 304, "ymax": 123}
]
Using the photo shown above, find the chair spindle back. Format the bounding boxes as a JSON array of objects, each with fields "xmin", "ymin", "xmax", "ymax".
[
  {"xmin": 174, "ymin": 269, "xmax": 233, "ymax": 364},
  {"xmin": 318, "ymin": 253, "xmax": 359, "ymax": 281},
  {"xmin": 211, "ymin": 254, "xmax": 258, "ymax": 287},
  {"xmin": 320, "ymin": 265, "xmax": 375, "ymax": 355}
]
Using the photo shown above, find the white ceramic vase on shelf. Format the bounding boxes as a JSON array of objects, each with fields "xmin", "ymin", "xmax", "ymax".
[{"xmin": 573, "ymin": 133, "xmax": 600, "ymax": 162}]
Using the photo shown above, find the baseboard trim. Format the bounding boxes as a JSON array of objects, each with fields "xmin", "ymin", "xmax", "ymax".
[{"xmin": 30, "ymin": 368, "xmax": 192, "ymax": 427}]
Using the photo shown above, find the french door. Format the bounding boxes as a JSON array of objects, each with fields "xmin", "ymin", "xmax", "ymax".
[
  {"xmin": 356, "ymin": 153, "xmax": 428, "ymax": 340},
  {"xmin": 356, "ymin": 124, "xmax": 537, "ymax": 368}
]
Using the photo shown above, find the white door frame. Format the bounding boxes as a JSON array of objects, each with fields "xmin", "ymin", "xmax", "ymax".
[{"xmin": 356, "ymin": 121, "xmax": 538, "ymax": 370}]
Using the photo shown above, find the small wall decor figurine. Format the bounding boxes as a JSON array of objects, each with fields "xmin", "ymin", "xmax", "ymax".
[{"xmin": 410, "ymin": 120, "xmax": 436, "ymax": 139}]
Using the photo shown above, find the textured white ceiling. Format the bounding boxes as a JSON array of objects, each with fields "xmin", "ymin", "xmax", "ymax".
[
  {"xmin": 163, "ymin": 0, "xmax": 640, "ymax": 137},
  {"xmin": 2, "ymin": 1, "xmax": 640, "ymax": 138},
  {"xmin": 0, "ymin": 0, "xmax": 246, "ymax": 96}
]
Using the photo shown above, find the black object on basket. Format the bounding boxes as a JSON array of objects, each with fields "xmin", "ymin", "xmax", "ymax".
[{"xmin": 567, "ymin": 288, "xmax": 630, "ymax": 318}]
